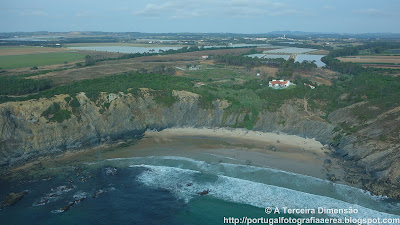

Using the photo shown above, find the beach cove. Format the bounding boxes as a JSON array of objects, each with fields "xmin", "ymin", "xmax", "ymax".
[{"xmin": 1, "ymin": 127, "xmax": 400, "ymax": 224}]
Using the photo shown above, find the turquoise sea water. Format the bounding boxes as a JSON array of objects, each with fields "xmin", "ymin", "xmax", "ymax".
[{"xmin": 1, "ymin": 155, "xmax": 400, "ymax": 225}]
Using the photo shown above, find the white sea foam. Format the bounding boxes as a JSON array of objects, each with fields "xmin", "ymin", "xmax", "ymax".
[
  {"xmin": 90, "ymin": 155, "xmax": 399, "ymax": 218},
  {"xmin": 204, "ymin": 153, "xmax": 239, "ymax": 161},
  {"xmin": 106, "ymin": 156, "xmax": 392, "ymax": 202},
  {"xmin": 134, "ymin": 164, "xmax": 400, "ymax": 225},
  {"xmin": 109, "ymin": 156, "xmax": 392, "ymax": 203}
]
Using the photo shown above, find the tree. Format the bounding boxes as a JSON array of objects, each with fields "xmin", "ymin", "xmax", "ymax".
[
  {"xmin": 151, "ymin": 65, "xmax": 165, "ymax": 74},
  {"xmin": 138, "ymin": 68, "xmax": 148, "ymax": 74},
  {"xmin": 84, "ymin": 55, "xmax": 95, "ymax": 66},
  {"xmin": 165, "ymin": 67, "xmax": 176, "ymax": 75}
]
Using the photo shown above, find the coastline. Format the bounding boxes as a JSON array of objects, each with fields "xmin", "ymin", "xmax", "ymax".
[
  {"xmin": 4, "ymin": 127, "xmax": 349, "ymax": 187},
  {"xmin": 141, "ymin": 127, "xmax": 347, "ymax": 184}
]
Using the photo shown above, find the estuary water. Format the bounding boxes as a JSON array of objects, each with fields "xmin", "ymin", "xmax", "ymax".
[{"xmin": 1, "ymin": 139, "xmax": 399, "ymax": 225}]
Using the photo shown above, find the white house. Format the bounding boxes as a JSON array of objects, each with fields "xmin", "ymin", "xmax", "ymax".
[
  {"xmin": 269, "ymin": 80, "xmax": 292, "ymax": 88},
  {"xmin": 195, "ymin": 82, "xmax": 205, "ymax": 87}
]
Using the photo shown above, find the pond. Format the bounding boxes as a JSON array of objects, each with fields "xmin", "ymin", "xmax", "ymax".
[
  {"xmin": 264, "ymin": 47, "xmax": 317, "ymax": 54},
  {"xmin": 295, "ymin": 54, "xmax": 326, "ymax": 67}
]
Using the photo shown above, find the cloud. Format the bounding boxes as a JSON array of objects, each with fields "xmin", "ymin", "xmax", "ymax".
[
  {"xmin": 353, "ymin": 8, "xmax": 385, "ymax": 16},
  {"xmin": 75, "ymin": 10, "xmax": 94, "ymax": 17},
  {"xmin": 268, "ymin": 9, "xmax": 306, "ymax": 17},
  {"xmin": 133, "ymin": 0, "xmax": 306, "ymax": 19},
  {"xmin": 323, "ymin": 5, "xmax": 336, "ymax": 10},
  {"xmin": 19, "ymin": 9, "xmax": 48, "ymax": 16}
]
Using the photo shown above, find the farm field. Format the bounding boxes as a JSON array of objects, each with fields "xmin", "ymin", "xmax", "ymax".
[
  {"xmin": 24, "ymin": 46, "xmax": 337, "ymax": 88},
  {"xmin": 337, "ymin": 56, "xmax": 400, "ymax": 64},
  {"xmin": 0, "ymin": 46, "xmax": 70, "ymax": 56},
  {"xmin": 0, "ymin": 52, "xmax": 85, "ymax": 69}
]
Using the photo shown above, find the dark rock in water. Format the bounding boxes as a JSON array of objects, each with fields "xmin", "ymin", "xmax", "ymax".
[
  {"xmin": 42, "ymin": 176, "xmax": 52, "ymax": 181},
  {"xmin": 61, "ymin": 202, "xmax": 75, "ymax": 212},
  {"xmin": 33, "ymin": 185, "xmax": 75, "ymax": 207},
  {"xmin": 36, "ymin": 198, "xmax": 50, "ymax": 206},
  {"xmin": 92, "ymin": 190, "xmax": 105, "ymax": 198},
  {"xmin": 105, "ymin": 167, "xmax": 118, "ymax": 176},
  {"xmin": 186, "ymin": 183, "xmax": 193, "ymax": 187},
  {"xmin": 51, "ymin": 185, "xmax": 75, "ymax": 193},
  {"xmin": 58, "ymin": 192, "xmax": 87, "ymax": 213},
  {"xmin": 2, "ymin": 191, "xmax": 28, "ymax": 207},
  {"xmin": 198, "ymin": 189, "xmax": 210, "ymax": 196},
  {"xmin": 73, "ymin": 192, "xmax": 87, "ymax": 202}
]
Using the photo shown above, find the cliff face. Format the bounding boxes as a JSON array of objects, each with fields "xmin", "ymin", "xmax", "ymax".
[
  {"xmin": 328, "ymin": 103, "xmax": 400, "ymax": 198},
  {"xmin": 0, "ymin": 89, "xmax": 399, "ymax": 198}
]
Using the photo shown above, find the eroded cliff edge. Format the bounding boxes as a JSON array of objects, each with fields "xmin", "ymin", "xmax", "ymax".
[{"xmin": 0, "ymin": 89, "xmax": 399, "ymax": 199}]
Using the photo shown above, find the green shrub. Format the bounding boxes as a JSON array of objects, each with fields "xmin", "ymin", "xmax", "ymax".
[
  {"xmin": 50, "ymin": 110, "xmax": 71, "ymax": 123},
  {"xmin": 154, "ymin": 90, "xmax": 177, "ymax": 107},
  {"xmin": 70, "ymin": 97, "xmax": 81, "ymax": 108},
  {"xmin": 41, "ymin": 102, "xmax": 61, "ymax": 118}
]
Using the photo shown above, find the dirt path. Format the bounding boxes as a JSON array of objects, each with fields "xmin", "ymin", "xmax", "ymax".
[{"xmin": 304, "ymin": 97, "xmax": 308, "ymax": 112}]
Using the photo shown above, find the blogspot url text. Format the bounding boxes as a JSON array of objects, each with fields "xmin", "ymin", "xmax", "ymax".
[{"xmin": 223, "ymin": 216, "xmax": 400, "ymax": 225}]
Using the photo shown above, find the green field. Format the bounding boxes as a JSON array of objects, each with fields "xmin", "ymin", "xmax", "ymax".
[{"xmin": 0, "ymin": 52, "xmax": 85, "ymax": 69}]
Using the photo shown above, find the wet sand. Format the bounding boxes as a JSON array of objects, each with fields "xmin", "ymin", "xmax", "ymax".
[
  {"xmin": 137, "ymin": 128, "xmax": 346, "ymax": 182},
  {"xmin": 6, "ymin": 127, "xmax": 347, "ymax": 186}
]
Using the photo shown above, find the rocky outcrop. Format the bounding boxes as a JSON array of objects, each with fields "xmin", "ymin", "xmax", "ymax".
[
  {"xmin": 1, "ymin": 191, "xmax": 28, "ymax": 207},
  {"xmin": 329, "ymin": 102, "xmax": 400, "ymax": 198},
  {"xmin": 0, "ymin": 89, "xmax": 399, "ymax": 198}
]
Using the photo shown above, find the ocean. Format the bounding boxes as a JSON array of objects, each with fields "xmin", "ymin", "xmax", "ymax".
[{"xmin": 1, "ymin": 138, "xmax": 400, "ymax": 225}]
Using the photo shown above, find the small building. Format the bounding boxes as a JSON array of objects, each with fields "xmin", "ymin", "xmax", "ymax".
[
  {"xmin": 195, "ymin": 82, "xmax": 205, "ymax": 87},
  {"xmin": 304, "ymin": 83, "xmax": 315, "ymax": 89},
  {"xmin": 189, "ymin": 66, "xmax": 199, "ymax": 71},
  {"xmin": 269, "ymin": 80, "xmax": 292, "ymax": 88},
  {"xmin": 201, "ymin": 55, "xmax": 209, "ymax": 59}
]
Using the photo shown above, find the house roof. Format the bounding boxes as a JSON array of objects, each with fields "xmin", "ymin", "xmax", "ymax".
[{"xmin": 269, "ymin": 80, "xmax": 289, "ymax": 85}]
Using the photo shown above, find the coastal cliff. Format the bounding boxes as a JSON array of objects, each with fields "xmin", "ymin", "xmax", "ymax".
[{"xmin": 0, "ymin": 89, "xmax": 399, "ymax": 198}]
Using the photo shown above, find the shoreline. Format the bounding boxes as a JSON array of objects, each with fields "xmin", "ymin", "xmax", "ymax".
[
  {"xmin": 3, "ymin": 127, "xmax": 350, "ymax": 188},
  {"xmin": 142, "ymin": 127, "xmax": 348, "ymax": 185}
]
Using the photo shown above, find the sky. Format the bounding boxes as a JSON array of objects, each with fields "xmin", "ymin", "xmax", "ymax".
[{"xmin": 1, "ymin": 0, "xmax": 399, "ymax": 33}]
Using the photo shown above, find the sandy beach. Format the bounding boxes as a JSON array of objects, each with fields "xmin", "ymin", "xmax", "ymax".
[
  {"xmin": 5, "ymin": 127, "xmax": 347, "ymax": 186},
  {"xmin": 140, "ymin": 127, "xmax": 346, "ymax": 183},
  {"xmin": 145, "ymin": 127, "xmax": 325, "ymax": 153}
]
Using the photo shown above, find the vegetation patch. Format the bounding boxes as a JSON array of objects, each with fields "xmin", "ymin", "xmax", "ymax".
[
  {"xmin": 154, "ymin": 90, "xmax": 177, "ymax": 107},
  {"xmin": 41, "ymin": 102, "xmax": 71, "ymax": 123},
  {"xmin": 0, "ymin": 52, "xmax": 85, "ymax": 69},
  {"xmin": 0, "ymin": 76, "xmax": 52, "ymax": 96}
]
